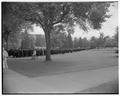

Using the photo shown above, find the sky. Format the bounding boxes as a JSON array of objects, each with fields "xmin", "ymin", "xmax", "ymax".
[{"xmin": 30, "ymin": 2, "xmax": 118, "ymax": 40}]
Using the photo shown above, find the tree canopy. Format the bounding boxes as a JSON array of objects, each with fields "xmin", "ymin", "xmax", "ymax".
[{"xmin": 2, "ymin": 2, "xmax": 112, "ymax": 61}]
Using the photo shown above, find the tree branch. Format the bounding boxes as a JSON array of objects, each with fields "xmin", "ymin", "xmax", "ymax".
[
  {"xmin": 52, "ymin": 4, "xmax": 70, "ymax": 25},
  {"xmin": 52, "ymin": 13, "xmax": 66, "ymax": 25}
]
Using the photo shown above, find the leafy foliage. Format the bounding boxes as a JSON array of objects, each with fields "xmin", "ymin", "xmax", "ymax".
[
  {"xmin": 2, "ymin": 2, "xmax": 112, "ymax": 60},
  {"xmin": 21, "ymin": 29, "xmax": 35, "ymax": 49},
  {"xmin": 4, "ymin": 2, "xmax": 111, "ymax": 31}
]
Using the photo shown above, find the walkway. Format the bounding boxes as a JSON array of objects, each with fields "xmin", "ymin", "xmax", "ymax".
[{"xmin": 3, "ymin": 66, "xmax": 118, "ymax": 93}]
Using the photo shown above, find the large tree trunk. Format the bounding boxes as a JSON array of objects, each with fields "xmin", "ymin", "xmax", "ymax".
[{"xmin": 44, "ymin": 26, "xmax": 52, "ymax": 61}]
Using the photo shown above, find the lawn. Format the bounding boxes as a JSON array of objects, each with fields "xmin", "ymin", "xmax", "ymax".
[
  {"xmin": 7, "ymin": 48, "xmax": 118, "ymax": 77},
  {"xmin": 77, "ymin": 79, "xmax": 119, "ymax": 93}
]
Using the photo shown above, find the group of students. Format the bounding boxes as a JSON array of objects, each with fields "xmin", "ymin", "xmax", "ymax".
[{"xmin": 3, "ymin": 48, "xmax": 37, "ymax": 71}]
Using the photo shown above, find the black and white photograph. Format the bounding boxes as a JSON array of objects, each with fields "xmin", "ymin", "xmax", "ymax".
[{"xmin": 2, "ymin": 1, "xmax": 119, "ymax": 94}]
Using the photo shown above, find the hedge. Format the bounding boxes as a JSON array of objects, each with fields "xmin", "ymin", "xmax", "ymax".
[{"xmin": 7, "ymin": 48, "xmax": 87, "ymax": 58}]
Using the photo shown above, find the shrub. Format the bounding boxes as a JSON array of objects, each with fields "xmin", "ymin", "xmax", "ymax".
[{"xmin": 7, "ymin": 48, "xmax": 88, "ymax": 58}]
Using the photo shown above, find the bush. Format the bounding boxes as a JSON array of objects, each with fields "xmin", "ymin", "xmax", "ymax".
[{"xmin": 7, "ymin": 48, "xmax": 88, "ymax": 58}]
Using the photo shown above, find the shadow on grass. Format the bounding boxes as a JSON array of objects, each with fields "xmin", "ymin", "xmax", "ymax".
[{"xmin": 75, "ymin": 79, "xmax": 119, "ymax": 94}]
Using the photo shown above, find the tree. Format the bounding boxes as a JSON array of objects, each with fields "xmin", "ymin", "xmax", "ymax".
[
  {"xmin": 2, "ymin": 2, "xmax": 111, "ymax": 61},
  {"xmin": 67, "ymin": 33, "xmax": 73, "ymax": 49},
  {"xmin": 82, "ymin": 38, "xmax": 89, "ymax": 48},
  {"xmin": 6, "ymin": 31, "xmax": 21, "ymax": 50},
  {"xmin": 73, "ymin": 37, "xmax": 79, "ymax": 48},
  {"xmin": 90, "ymin": 36, "xmax": 97, "ymax": 48},
  {"xmin": 2, "ymin": 2, "xmax": 23, "ymax": 49},
  {"xmin": 113, "ymin": 26, "xmax": 118, "ymax": 47},
  {"xmin": 2, "ymin": 2, "xmax": 34, "ymax": 50},
  {"xmin": 104, "ymin": 36, "xmax": 114, "ymax": 47},
  {"xmin": 51, "ymin": 24, "xmax": 67, "ymax": 49},
  {"xmin": 21, "ymin": 29, "xmax": 35, "ymax": 49},
  {"xmin": 35, "ymin": 35, "xmax": 46, "ymax": 47},
  {"xmin": 97, "ymin": 32, "xmax": 106, "ymax": 47},
  {"xmin": 78, "ymin": 37, "xmax": 83, "ymax": 48}
]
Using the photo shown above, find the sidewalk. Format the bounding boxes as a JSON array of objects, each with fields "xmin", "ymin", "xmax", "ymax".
[{"xmin": 3, "ymin": 66, "xmax": 118, "ymax": 93}]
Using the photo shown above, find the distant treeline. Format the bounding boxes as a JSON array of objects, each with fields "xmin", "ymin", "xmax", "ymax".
[{"xmin": 7, "ymin": 48, "xmax": 88, "ymax": 58}]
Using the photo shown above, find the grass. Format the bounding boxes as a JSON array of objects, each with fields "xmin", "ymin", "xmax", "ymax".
[
  {"xmin": 77, "ymin": 79, "xmax": 119, "ymax": 94},
  {"xmin": 7, "ymin": 48, "xmax": 118, "ymax": 77},
  {"xmin": 3, "ymin": 48, "xmax": 118, "ymax": 94}
]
